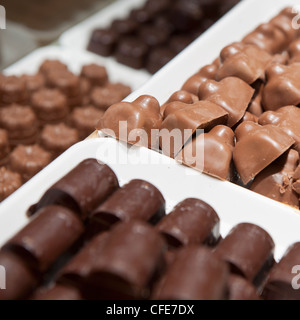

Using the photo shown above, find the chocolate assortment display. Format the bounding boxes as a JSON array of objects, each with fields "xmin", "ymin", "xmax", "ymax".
[
  {"xmin": 0, "ymin": 60, "xmax": 132, "ymax": 202},
  {"xmin": 88, "ymin": 0, "xmax": 241, "ymax": 74},
  {"xmin": 98, "ymin": 7, "xmax": 300, "ymax": 209},
  {"xmin": 0, "ymin": 158, "xmax": 299, "ymax": 300}
]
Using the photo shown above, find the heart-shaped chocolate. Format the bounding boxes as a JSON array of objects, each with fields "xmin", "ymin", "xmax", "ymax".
[
  {"xmin": 198, "ymin": 77, "xmax": 254, "ymax": 127},
  {"xmin": 98, "ymin": 95, "xmax": 162, "ymax": 149},
  {"xmin": 262, "ymin": 63, "xmax": 300, "ymax": 111},
  {"xmin": 216, "ymin": 42, "xmax": 272, "ymax": 84},
  {"xmin": 233, "ymin": 121, "xmax": 295, "ymax": 184}
]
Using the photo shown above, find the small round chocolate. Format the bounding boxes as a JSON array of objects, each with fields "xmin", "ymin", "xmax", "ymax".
[
  {"xmin": 21, "ymin": 74, "xmax": 45, "ymax": 94},
  {"xmin": 0, "ymin": 104, "xmax": 38, "ymax": 146},
  {"xmin": 91, "ymin": 86, "xmax": 125, "ymax": 110},
  {"xmin": 81, "ymin": 64, "xmax": 108, "ymax": 87},
  {"xmin": 47, "ymin": 70, "xmax": 80, "ymax": 98},
  {"xmin": 0, "ymin": 75, "xmax": 27, "ymax": 104},
  {"xmin": 39, "ymin": 60, "xmax": 68, "ymax": 76},
  {"xmin": 31, "ymin": 88, "xmax": 69, "ymax": 124},
  {"xmin": 87, "ymin": 28, "xmax": 119, "ymax": 57},
  {"xmin": 9, "ymin": 144, "xmax": 52, "ymax": 181},
  {"xmin": 70, "ymin": 105, "xmax": 104, "ymax": 140},
  {"xmin": 0, "ymin": 167, "xmax": 22, "ymax": 201},
  {"xmin": 40, "ymin": 123, "xmax": 79, "ymax": 158},
  {"xmin": 0, "ymin": 129, "xmax": 10, "ymax": 163}
]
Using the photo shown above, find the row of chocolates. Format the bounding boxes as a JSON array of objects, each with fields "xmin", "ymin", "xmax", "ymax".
[
  {"xmin": 0, "ymin": 159, "xmax": 298, "ymax": 300},
  {"xmin": 98, "ymin": 7, "xmax": 300, "ymax": 209},
  {"xmin": 88, "ymin": 0, "xmax": 240, "ymax": 73},
  {"xmin": 0, "ymin": 60, "xmax": 132, "ymax": 202}
]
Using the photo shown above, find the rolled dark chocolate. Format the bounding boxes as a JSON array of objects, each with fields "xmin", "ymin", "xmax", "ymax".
[
  {"xmin": 27, "ymin": 159, "xmax": 119, "ymax": 220},
  {"xmin": 2, "ymin": 205, "xmax": 84, "ymax": 273},
  {"xmin": 215, "ymin": 223, "xmax": 275, "ymax": 286},
  {"xmin": 156, "ymin": 198, "xmax": 220, "ymax": 248},
  {"xmin": 263, "ymin": 243, "xmax": 300, "ymax": 300},
  {"xmin": 57, "ymin": 232, "xmax": 109, "ymax": 288},
  {"xmin": 228, "ymin": 275, "xmax": 260, "ymax": 300},
  {"xmin": 88, "ymin": 180, "xmax": 165, "ymax": 236},
  {"xmin": 84, "ymin": 221, "xmax": 166, "ymax": 300},
  {"xmin": 0, "ymin": 251, "xmax": 38, "ymax": 300},
  {"xmin": 31, "ymin": 284, "xmax": 83, "ymax": 301},
  {"xmin": 152, "ymin": 246, "xmax": 229, "ymax": 300}
]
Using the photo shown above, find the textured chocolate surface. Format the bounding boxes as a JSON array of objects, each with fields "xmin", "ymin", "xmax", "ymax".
[
  {"xmin": 3, "ymin": 205, "xmax": 84, "ymax": 273},
  {"xmin": 28, "ymin": 159, "xmax": 119, "ymax": 220},
  {"xmin": 81, "ymin": 64, "xmax": 108, "ymax": 87},
  {"xmin": 156, "ymin": 198, "xmax": 220, "ymax": 248},
  {"xmin": 153, "ymin": 246, "xmax": 228, "ymax": 300},
  {"xmin": 89, "ymin": 180, "xmax": 165, "ymax": 235},
  {"xmin": 0, "ymin": 167, "xmax": 22, "ymax": 201},
  {"xmin": 215, "ymin": 223, "xmax": 275, "ymax": 284}
]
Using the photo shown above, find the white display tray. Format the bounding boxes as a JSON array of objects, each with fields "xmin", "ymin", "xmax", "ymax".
[
  {"xmin": 0, "ymin": 138, "xmax": 300, "ymax": 261},
  {"xmin": 124, "ymin": 0, "xmax": 300, "ymax": 103},
  {"xmin": 4, "ymin": 46, "xmax": 150, "ymax": 91}
]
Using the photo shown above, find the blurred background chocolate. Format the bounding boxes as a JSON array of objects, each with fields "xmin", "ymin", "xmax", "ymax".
[{"xmin": 0, "ymin": 167, "xmax": 22, "ymax": 201}]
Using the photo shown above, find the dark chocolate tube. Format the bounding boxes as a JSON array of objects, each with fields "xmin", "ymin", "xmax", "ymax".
[
  {"xmin": 156, "ymin": 198, "xmax": 220, "ymax": 248},
  {"xmin": 27, "ymin": 159, "xmax": 119, "ymax": 220},
  {"xmin": 0, "ymin": 251, "xmax": 38, "ymax": 300},
  {"xmin": 88, "ymin": 180, "xmax": 165, "ymax": 236},
  {"xmin": 215, "ymin": 223, "xmax": 275, "ymax": 286},
  {"xmin": 84, "ymin": 221, "xmax": 166, "ymax": 300},
  {"xmin": 152, "ymin": 246, "xmax": 229, "ymax": 300},
  {"xmin": 3, "ymin": 205, "xmax": 85, "ymax": 273},
  {"xmin": 263, "ymin": 243, "xmax": 300, "ymax": 300}
]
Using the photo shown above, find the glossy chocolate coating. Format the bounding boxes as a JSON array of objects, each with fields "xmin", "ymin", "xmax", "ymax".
[
  {"xmin": 88, "ymin": 180, "xmax": 165, "ymax": 235},
  {"xmin": 288, "ymin": 38, "xmax": 300, "ymax": 63},
  {"xmin": 216, "ymin": 42, "xmax": 272, "ymax": 84},
  {"xmin": 0, "ymin": 104, "xmax": 38, "ymax": 146},
  {"xmin": 57, "ymin": 232, "xmax": 109, "ymax": 288},
  {"xmin": 215, "ymin": 223, "xmax": 275, "ymax": 284},
  {"xmin": 176, "ymin": 125, "xmax": 235, "ymax": 180},
  {"xmin": 247, "ymin": 82, "xmax": 264, "ymax": 117},
  {"xmin": 80, "ymin": 64, "xmax": 108, "ymax": 87},
  {"xmin": 263, "ymin": 243, "xmax": 300, "ymax": 300},
  {"xmin": 153, "ymin": 246, "xmax": 228, "ymax": 300},
  {"xmin": 31, "ymin": 88, "xmax": 68, "ymax": 124},
  {"xmin": 0, "ymin": 76, "xmax": 27, "ymax": 104},
  {"xmin": 233, "ymin": 122, "xmax": 295, "ymax": 184},
  {"xmin": 88, "ymin": 28, "xmax": 119, "ymax": 57},
  {"xmin": 28, "ymin": 159, "xmax": 119, "ymax": 220},
  {"xmin": 146, "ymin": 46, "xmax": 176, "ymax": 74},
  {"xmin": 161, "ymin": 90, "xmax": 199, "ymax": 117},
  {"xmin": 3, "ymin": 205, "xmax": 84, "ymax": 273},
  {"xmin": 70, "ymin": 105, "xmax": 104, "ymax": 140},
  {"xmin": 198, "ymin": 77, "xmax": 254, "ymax": 127},
  {"xmin": 40, "ymin": 123, "xmax": 79, "ymax": 158},
  {"xmin": 160, "ymin": 101, "xmax": 228, "ymax": 158},
  {"xmin": 262, "ymin": 63, "xmax": 300, "ymax": 111},
  {"xmin": 85, "ymin": 221, "xmax": 166, "ymax": 300},
  {"xmin": 0, "ymin": 251, "xmax": 38, "ymax": 300},
  {"xmin": 0, "ymin": 167, "xmax": 22, "ymax": 201},
  {"xmin": 228, "ymin": 275, "xmax": 260, "ymax": 300},
  {"xmin": 259, "ymin": 106, "xmax": 300, "ymax": 153},
  {"xmin": 98, "ymin": 95, "xmax": 162, "ymax": 149},
  {"xmin": 182, "ymin": 63, "xmax": 218, "ymax": 95},
  {"xmin": 115, "ymin": 37, "xmax": 148, "ymax": 69},
  {"xmin": 156, "ymin": 198, "xmax": 220, "ymax": 248},
  {"xmin": 251, "ymin": 149, "xmax": 299, "ymax": 208},
  {"xmin": 9, "ymin": 145, "xmax": 52, "ymax": 182},
  {"xmin": 31, "ymin": 284, "xmax": 83, "ymax": 301}
]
